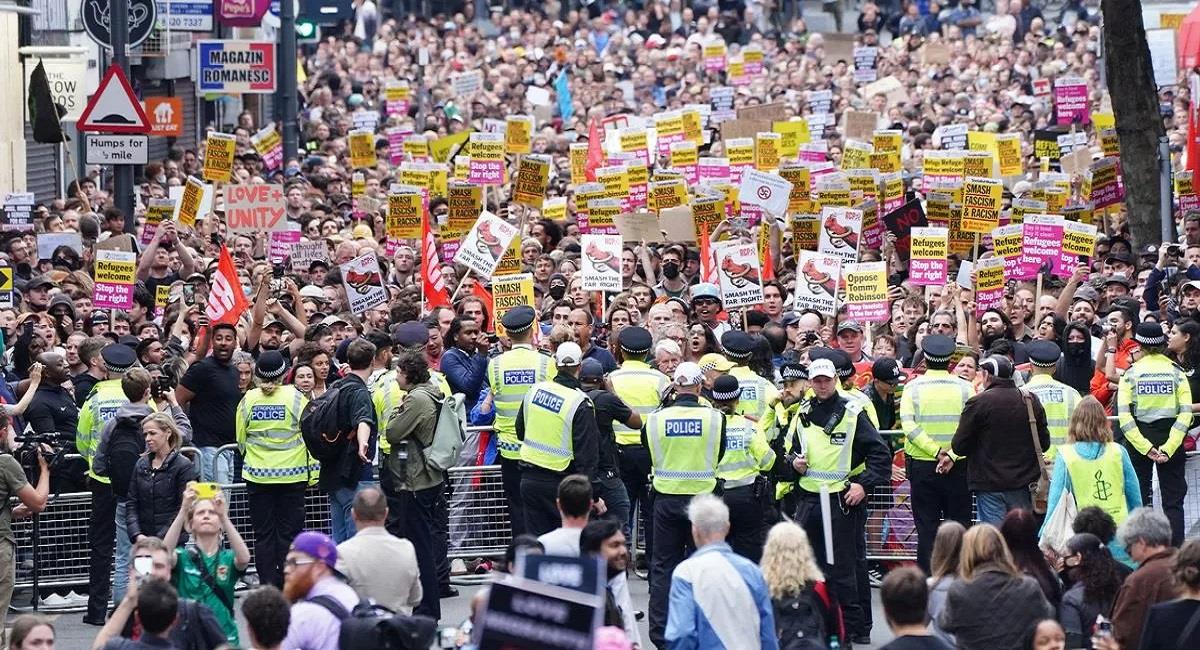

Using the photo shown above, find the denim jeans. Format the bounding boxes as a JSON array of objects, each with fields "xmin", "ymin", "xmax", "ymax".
[
  {"xmin": 329, "ymin": 486, "xmax": 359, "ymax": 543},
  {"xmin": 198, "ymin": 446, "xmax": 234, "ymax": 484},
  {"xmin": 975, "ymin": 489, "xmax": 1033, "ymax": 526},
  {"xmin": 112, "ymin": 501, "xmax": 131, "ymax": 603}
]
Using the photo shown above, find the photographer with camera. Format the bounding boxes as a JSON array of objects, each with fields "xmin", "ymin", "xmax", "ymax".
[
  {"xmin": 0, "ymin": 407, "xmax": 51, "ymax": 646},
  {"xmin": 93, "ymin": 367, "xmax": 192, "ymax": 607}
]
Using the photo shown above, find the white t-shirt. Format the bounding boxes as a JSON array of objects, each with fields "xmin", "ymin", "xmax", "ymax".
[{"xmin": 537, "ymin": 527, "xmax": 583, "ymax": 557}]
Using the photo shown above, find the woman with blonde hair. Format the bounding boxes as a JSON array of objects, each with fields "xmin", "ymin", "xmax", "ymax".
[
  {"xmin": 126, "ymin": 412, "xmax": 198, "ymax": 544},
  {"xmin": 927, "ymin": 521, "xmax": 965, "ymax": 645},
  {"xmin": 939, "ymin": 524, "xmax": 1054, "ymax": 650},
  {"xmin": 759, "ymin": 521, "xmax": 843, "ymax": 648},
  {"xmin": 1044, "ymin": 395, "xmax": 1141, "ymax": 530}
]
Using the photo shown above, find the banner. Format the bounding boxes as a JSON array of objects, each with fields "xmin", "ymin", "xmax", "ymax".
[
  {"xmin": 795, "ymin": 250, "xmax": 841, "ymax": 316},
  {"xmin": 93, "ymin": 249, "xmax": 137, "ymax": 309},
  {"xmin": 960, "ymin": 177, "xmax": 1003, "ymax": 233},
  {"xmin": 909, "ymin": 227, "xmax": 948, "ymax": 286},
  {"xmin": 491, "ymin": 273, "xmax": 536, "ymax": 335},
  {"xmin": 975, "ymin": 256, "xmax": 1006, "ymax": 317},
  {"xmin": 454, "ymin": 211, "xmax": 518, "ymax": 279},
  {"xmin": 340, "ymin": 250, "xmax": 387, "ymax": 314},
  {"xmin": 225, "ymin": 183, "xmax": 287, "ymax": 232},
  {"xmin": 714, "ymin": 242, "xmax": 764, "ymax": 309},
  {"xmin": 580, "ymin": 234, "xmax": 623, "ymax": 292},
  {"xmin": 348, "ymin": 129, "xmax": 377, "ymax": 169},
  {"xmin": 843, "ymin": 261, "xmax": 889, "ymax": 322},
  {"xmin": 818, "ymin": 207, "xmax": 863, "ymax": 264},
  {"xmin": 202, "ymin": 132, "xmax": 235, "ymax": 183}
]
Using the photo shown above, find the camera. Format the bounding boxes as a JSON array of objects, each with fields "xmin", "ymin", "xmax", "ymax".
[
  {"xmin": 10, "ymin": 432, "xmax": 67, "ymax": 478},
  {"xmin": 151, "ymin": 374, "xmax": 176, "ymax": 399}
]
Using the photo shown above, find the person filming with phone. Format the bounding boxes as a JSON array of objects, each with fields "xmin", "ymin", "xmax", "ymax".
[{"xmin": 0, "ymin": 408, "xmax": 51, "ymax": 647}]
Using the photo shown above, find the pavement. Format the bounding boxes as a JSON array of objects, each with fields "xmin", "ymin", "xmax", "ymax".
[{"xmin": 13, "ymin": 572, "xmax": 894, "ymax": 649}]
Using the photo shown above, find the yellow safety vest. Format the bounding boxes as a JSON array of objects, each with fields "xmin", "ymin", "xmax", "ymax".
[
  {"xmin": 1025, "ymin": 374, "xmax": 1081, "ymax": 459},
  {"xmin": 777, "ymin": 402, "xmax": 802, "ymax": 500},
  {"xmin": 796, "ymin": 401, "xmax": 864, "ymax": 494},
  {"xmin": 371, "ymin": 371, "xmax": 405, "ymax": 456},
  {"xmin": 519, "ymin": 381, "xmax": 587, "ymax": 472},
  {"xmin": 717, "ymin": 412, "xmax": 776, "ymax": 487},
  {"xmin": 729, "ymin": 366, "xmax": 779, "ymax": 424},
  {"xmin": 646, "ymin": 403, "xmax": 724, "ymax": 495},
  {"xmin": 899, "ymin": 369, "xmax": 974, "ymax": 461},
  {"xmin": 490, "ymin": 347, "xmax": 554, "ymax": 460},
  {"xmin": 77, "ymin": 379, "xmax": 134, "ymax": 483},
  {"xmin": 610, "ymin": 361, "xmax": 669, "ymax": 446},
  {"xmin": 236, "ymin": 385, "xmax": 317, "ymax": 484},
  {"xmin": 1117, "ymin": 354, "xmax": 1194, "ymax": 457},
  {"xmin": 1059, "ymin": 443, "xmax": 1129, "ymax": 524}
]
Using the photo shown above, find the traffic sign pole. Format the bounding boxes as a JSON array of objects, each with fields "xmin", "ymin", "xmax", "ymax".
[
  {"xmin": 110, "ymin": 0, "xmax": 136, "ymax": 235},
  {"xmin": 280, "ymin": 0, "xmax": 298, "ymax": 162}
]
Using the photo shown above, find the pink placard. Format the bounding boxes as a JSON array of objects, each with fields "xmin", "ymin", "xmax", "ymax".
[{"xmin": 93, "ymin": 282, "xmax": 133, "ymax": 310}]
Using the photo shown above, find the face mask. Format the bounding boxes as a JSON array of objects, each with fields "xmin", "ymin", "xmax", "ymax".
[
  {"xmin": 549, "ymin": 284, "xmax": 566, "ymax": 300},
  {"xmin": 1065, "ymin": 341, "xmax": 1089, "ymax": 358},
  {"xmin": 662, "ymin": 261, "xmax": 681, "ymax": 279}
]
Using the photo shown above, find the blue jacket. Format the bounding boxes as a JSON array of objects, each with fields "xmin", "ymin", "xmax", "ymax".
[
  {"xmin": 666, "ymin": 542, "xmax": 778, "ymax": 650},
  {"xmin": 441, "ymin": 347, "xmax": 487, "ymax": 412},
  {"xmin": 1043, "ymin": 441, "xmax": 1141, "ymax": 541}
]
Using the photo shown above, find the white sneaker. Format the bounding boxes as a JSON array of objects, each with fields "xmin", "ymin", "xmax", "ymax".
[{"xmin": 451, "ymin": 559, "xmax": 468, "ymax": 576}]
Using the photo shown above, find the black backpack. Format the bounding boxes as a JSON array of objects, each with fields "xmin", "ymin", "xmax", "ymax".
[
  {"xmin": 774, "ymin": 583, "xmax": 837, "ymax": 650},
  {"xmin": 300, "ymin": 385, "xmax": 346, "ymax": 462},
  {"xmin": 308, "ymin": 595, "xmax": 438, "ymax": 650},
  {"xmin": 98, "ymin": 415, "xmax": 146, "ymax": 499}
]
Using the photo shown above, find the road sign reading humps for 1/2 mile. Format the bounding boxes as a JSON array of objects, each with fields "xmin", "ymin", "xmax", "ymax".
[{"xmin": 77, "ymin": 64, "xmax": 151, "ymax": 134}]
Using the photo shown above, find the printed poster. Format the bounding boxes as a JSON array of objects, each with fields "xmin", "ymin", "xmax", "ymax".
[
  {"xmin": 492, "ymin": 273, "xmax": 536, "ymax": 335},
  {"xmin": 580, "ymin": 234, "xmax": 623, "ymax": 292},
  {"xmin": 339, "ymin": 250, "xmax": 387, "ymax": 314},
  {"xmin": 140, "ymin": 199, "xmax": 175, "ymax": 246},
  {"xmin": 908, "ymin": 227, "xmax": 948, "ymax": 286},
  {"xmin": 1022, "ymin": 214, "xmax": 1064, "ymax": 278},
  {"xmin": 960, "ymin": 177, "xmax": 1003, "ymax": 233},
  {"xmin": 714, "ymin": 242, "xmax": 764, "ymax": 309},
  {"xmin": 202, "ymin": 132, "xmax": 236, "ymax": 183},
  {"xmin": 513, "ymin": 155, "xmax": 550, "ymax": 209},
  {"xmin": 1054, "ymin": 77, "xmax": 1090, "ymax": 126},
  {"xmin": 468, "ymin": 132, "xmax": 506, "ymax": 186},
  {"xmin": 795, "ymin": 250, "xmax": 841, "ymax": 316},
  {"xmin": 348, "ymin": 129, "xmax": 377, "ymax": 169},
  {"xmin": 454, "ymin": 211, "xmax": 518, "ymax": 279},
  {"xmin": 843, "ymin": 262, "xmax": 889, "ymax": 322},
  {"xmin": 992, "ymin": 224, "xmax": 1036, "ymax": 281},
  {"xmin": 817, "ymin": 207, "xmax": 863, "ymax": 264},
  {"xmin": 93, "ymin": 249, "xmax": 137, "ymax": 309},
  {"xmin": 975, "ymin": 256, "xmax": 1006, "ymax": 317}
]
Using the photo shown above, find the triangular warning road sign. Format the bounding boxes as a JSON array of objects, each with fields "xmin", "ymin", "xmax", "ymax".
[{"xmin": 78, "ymin": 64, "xmax": 151, "ymax": 134}]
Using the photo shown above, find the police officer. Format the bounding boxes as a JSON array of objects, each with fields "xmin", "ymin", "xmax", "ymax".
[
  {"xmin": 516, "ymin": 342, "xmax": 602, "ymax": 537},
  {"xmin": 721, "ymin": 331, "xmax": 780, "ymax": 429},
  {"xmin": 785, "ymin": 358, "xmax": 890, "ymax": 647},
  {"xmin": 1025, "ymin": 340, "xmax": 1081, "ymax": 460},
  {"xmin": 712, "ymin": 375, "xmax": 775, "ymax": 562},
  {"xmin": 580, "ymin": 359, "xmax": 639, "ymax": 528},
  {"xmin": 79, "ymin": 344, "xmax": 138, "ymax": 624},
  {"xmin": 236, "ymin": 350, "xmax": 312, "ymax": 588},
  {"xmin": 811, "ymin": 347, "xmax": 879, "ymax": 426},
  {"xmin": 642, "ymin": 362, "xmax": 725, "ymax": 649},
  {"xmin": 900, "ymin": 335, "xmax": 976, "ymax": 572},
  {"xmin": 609, "ymin": 326, "xmax": 668, "ymax": 542},
  {"xmin": 488, "ymin": 306, "xmax": 553, "ymax": 536},
  {"xmin": 772, "ymin": 362, "xmax": 810, "ymax": 516},
  {"xmin": 1118, "ymin": 322, "xmax": 1194, "ymax": 546}
]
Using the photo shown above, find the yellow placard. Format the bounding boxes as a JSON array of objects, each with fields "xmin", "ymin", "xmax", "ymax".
[
  {"xmin": 841, "ymin": 141, "xmax": 872, "ymax": 170},
  {"xmin": 387, "ymin": 192, "xmax": 422, "ymax": 239},
  {"xmin": 779, "ymin": 165, "xmax": 811, "ymax": 211},
  {"xmin": 960, "ymin": 177, "xmax": 1003, "ymax": 233},
  {"xmin": 649, "ymin": 179, "xmax": 688, "ymax": 212},
  {"xmin": 155, "ymin": 284, "xmax": 170, "ymax": 312},
  {"xmin": 681, "ymin": 110, "xmax": 704, "ymax": 145},
  {"xmin": 177, "ymin": 176, "xmax": 205, "ymax": 228},
  {"xmin": 996, "ymin": 134, "xmax": 1023, "ymax": 176},
  {"xmin": 1092, "ymin": 112, "xmax": 1116, "ymax": 131},
  {"xmin": 670, "ymin": 142, "xmax": 699, "ymax": 168},
  {"xmin": 595, "ymin": 166, "xmax": 629, "ymax": 202},
  {"xmin": 404, "ymin": 135, "xmax": 430, "ymax": 160},
  {"xmin": 430, "ymin": 130, "xmax": 471, "ymax": 163},
  {"xmin": 447, "ymin": 183, "xmax": 482, "ymax": 225},
  {"xmin": 569, "ymin": 143, "xmax": 589, "ymax": 185},
  {"xmin": 505, "ymin": 116, "xmax": 533, "ymax": 155},
  {"xmin": 1100, "ymin": 129, "xmax": 1120, "ymax": 158},
  {"xmin": 963, "ymin": 151, "xmax": 995, "ymax": 179},
  {"xmin": 398, "ymin": 164, "xmax": 432, "ymax": 192},
  {"xmin": 542, "ymin": 196, "xmax": 567, "ymax": 221},
  {"xmin": 692, "ymin": 196, "xmax": 725, "ymax": 230},
  {"xmin": 492, "ymin": 273, "xmax": 535, "ymax": 335},
  {"xmin": 587, "ymin": 198, "xmax": 622, "ymax": 232},
  {"xmin": 494, "ymin": 235, "xmax": 522, "ymax": 277},
  {"xmin": 349, "ymin": 129, "xmax": 377, "ymax": 169},
  {"xmin": 869, "ymin": 152, "xmax": 901, "ymax": 174},
  {"xmin": 872, "ymin": 130, "xmax": 902, "ymax": 154},
  {"xmin": 95, "ymin": 252, "xmax": 136, "ymax": 284},
  {"xmin": 202, "ymin": 132, "xmax": 235, "ymax": 183},
  {"xmin": 513, "ymin": 156, "xmax": 550, "ymax": 209},
  {"xmin": 755, "ymin": 132, "xmax": 781, "ymax": 171},
  {"xmin": 726, "ymin": 138, "xmax": 754, "ymax": 167},
  {"xmin": 620, "ymin": 129, "xmax": 648, "ymax": 155},
  {"xmin": 773, "ymin": 120, "xmax": 810, "ymax": 157}
]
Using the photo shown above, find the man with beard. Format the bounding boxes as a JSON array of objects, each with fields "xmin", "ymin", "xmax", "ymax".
[
  {"xmin": 1092, "ymin": 306, "xmax": 1139, "ymax": 412},
  {"xmin": 652, "ymin": 246, "xmax": 688, "ymax": 299},
  {"xmin": 280, "ymin": 532, "xmax": 360, "ymax": 650},
  {"xmin": 23, "ymin": 352, "xmax": 84, "ymax": 492},
  {"xmin": 135, "ymin": 221, "xmax": 197, "ymax": 308},
  {"xmin": 581, "ymin": 518, "xmax": 642, "ymax": 648},
  {"xmin": 979, "ymin": 308, "xmax": 1029, "ymax": 364},
  {"xmin": 177, "ymin": 323, "xmax": 244, "ymax": 483}
]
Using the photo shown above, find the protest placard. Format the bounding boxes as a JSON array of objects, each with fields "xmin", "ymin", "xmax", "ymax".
[
  {"xmin": 818, "ymin": 207, "xmax": 863, "ymax": 264},
  {"xmin": 452, "ymin": 70, "xmax": 483, "ymax": 98},
  {"xmin": 703, "ymin": 39, "xmax": 727, "ymax": 72},
  {"xmin": 173, "ymin": 176, "xmax": 208, "ymax": 228},
  {"xmin": 992, "ymin": 224, "xmax": 1034, "ymax": 280},
  {"xmin": 739, "ymin": 168, "xmax": 793, "ymax": 216},
  {"xmin": 477, "ymin": 577, "xmax": 601, "ymax": 650},
  {"xmin": 93, "ymin": 249, "xmax": 137, "ymax": 309},
  {"xmin": 586, "ymin": 198, "xmax": 622, "ymax": 236},
  {"xmin": 340, "ymin": 250, "xmax": 387, "ymax": 314},
  {"xmin": 505, "ymin": 115, "xmax": 533, "ymax": 155},
  {"xmin": 454, "ymin": 211, "xmax": 518, "ymax": 279},
  {"xmin": 542, "ymin": 196, "xmax": 567, "ymax": 221},
  {"xmin": 347, "ymin": 129, "xmax": 377, "ymax": 169},
  {"xmin": 1062, "ymin": 220, "xmax": 1098, "ymax": 271},
  {"xmin": 659, "ymin": 206, "xmax": 698, "ymax": 243},
  {"xmin": 975, "ymin": 256, "xmax": 1006, "ymax": 317},
  {"xmin": 580, "ymin": 234, "xmax": 623, "ymax": 292},
  {"xmin": 755, "ymin": 132, "xmax": 781, "ymax": 170},
  {"xmin": 714, "ymin": 242, "xmax": 764, "ymax": 309},
  {"xmin": 268, "ymin": 225, "xmax": 301, "ymax": 264},
  {"xmin": 935, "ymin": 124, "xmax": 968, "ymax": 150},
  {"xmin": 996, "ymin": 134, "xmax": 1023, "ymax": 176},
  {"xmin": 1089, "ymin": 158, "xmax": 1124, "ymax": 209},
  {"xmin": 960, "ymin": 177, "xmax": 1003, "ymax": 233},
  {"xmin": 648, "ymin": 179, "xmax": 688, "ymax": 212},
  {"xmin": 139, "ymin": 199, "xmax": 175, "ymax": 246},
  {"xmin": 250, "ymin": 123, "xmax": 283, "ymax": 171},
  {"xmin": 791, "ymin": 213, "xmax": 820, "ymax": 254},
  {"xmin": 384, "ymin": 81, "xmax": 410, "ymax": 116},
  {"xmin": 795, "ymin": 250, "xmax": 841, "ymax": 315},
  {"xmin": 491, "ymin": 273, "xmax": 535, "ymax": 334},
  {"xmin": 853, "ymin": 46, "xmax": 879, "ymax": 83},
  {"xmin": 468, "ymin": 132, "xmax": 505, "ymax": 186},
  {"xmin": 290, "ymin": 240, "xmax": 327, "ymax": 272},
  {"xmin": 1054, "ymin": 77, "xmax": 1090, "ymax": 125},
  {"xmin": 1022, "ymin": 214, "xmax": 1064, "ymax": 278},
  {"xmin": 202, "ymin": 132, "xmax": 235, "ymax": 183},
  {"xmin": 909, "ymin": 227, "xmax": 948, "ymax": 286},
  {"xmin": 387, "ymin": 190, "xmax": 422, "ymax": 240},
  {"xmin": 37, "ymin": 232, "xmax": 82, "ymax": 261},
  {"xmin": 513, "ymin": 155, "xmax": 550, "ymax": 209},
  {"xmin": 225, "ymin": 184, "xmax": 287, "ymax": 233},
  {"xmin": 844, "ymin": 262, "xmax": 889, "ymax": 322}
]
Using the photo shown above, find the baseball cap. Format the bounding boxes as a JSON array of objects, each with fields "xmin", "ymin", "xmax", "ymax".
[
  {"xmin": 555, "ymin": 342, "xmax": 583, "ymax": 366},
  {"xmin": 808, "ymin": 359, "xmax": 837, "ymax": 379},
  {"xmin": 872, "ymin": 358, "xmax": 903, "ymax": 384},
  {"xmin": 290, "ymin": 531, "xmax": 338, "ymax": 569},
  {"xmin": 299, "ymin": 285, "xmax": 328, "ymax": 301},
  {"xmin": 673, "ymin": 362, "xmax": 704, "ymax": 386}
]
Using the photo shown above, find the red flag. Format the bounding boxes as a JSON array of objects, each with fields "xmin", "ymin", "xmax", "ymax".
[
  {"xmin": 1190, "ymin": 94, "xmax": 1200, "ymax": 195},
  {"xmin": 759, "ymin": 225, "xmax": 775, "ymax": 282},
  {"xmin": 699, "ymin": 224, "xmax": 719, "ymax": 286},
  {"xmin": 585, "ymin": 117, "xmax": 604, "ymax": 182},
  {"xmin": 470, "ymin": 281, "xmax": 495, "ymax": 332},
  {"xmin": 205, "ymin": 244, "xmax": 250, "ymax": 326},
  {"xmin": 422, "ymin": 212, "xmax": 451, "ymax": 312}
]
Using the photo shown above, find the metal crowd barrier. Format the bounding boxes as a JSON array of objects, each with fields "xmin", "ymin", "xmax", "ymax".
[{"xmin": 15, "ymin": 419, "xmax": 1200, "ymax": 591}]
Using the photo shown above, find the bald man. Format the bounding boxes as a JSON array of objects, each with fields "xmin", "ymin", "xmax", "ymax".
[{"xmin": 24, "ymin": 352, "xmax": 84, "ymax": 491}]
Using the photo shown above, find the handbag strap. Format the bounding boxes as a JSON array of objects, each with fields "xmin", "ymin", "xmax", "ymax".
[
  {"xmin": 1021, "ymin": 391, "xmax": 1048, "ymax": 478},
  {"xmin": 1176, "ymin": 602, "xmax": 1200, "ymax": 647},
  {"xmin": 188, "ymin": 547, "xmax": 234, "ymax": 613}
]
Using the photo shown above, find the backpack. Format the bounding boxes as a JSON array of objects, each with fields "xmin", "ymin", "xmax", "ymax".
[
  {"xmin": 308, "ymin": 595, "xmax": 438, "ymax": 650},
  {"xmin": 301, "ymin": 384, "xmax": 346, "ymax": 462},
  {"xmin": 425, "ymin": 389, "xmax": 466, "ymax": 472},
  {"xmin": 104, "ymin": 416, "xmax": 146, "ymax": 498},
  {"xmin": 774, "ymin": 583, "xmax": 837, "ymax": 650}
]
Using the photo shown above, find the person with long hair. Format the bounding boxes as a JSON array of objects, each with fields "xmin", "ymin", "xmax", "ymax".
[
  {"xmin": 1057, "ymin": 533, "xmax": 1123, "ymax": 650},
  {"xmin": 126, "ymin": 413, "xmax": 199, "ymax": 543},
  {"xmin": 1036, "ymin": 313, "xmax": 1067, "ymax": 343},
  {"xmin": 939, "ymin": 524, "xmax": 1054, "ymax": 650},
  {"xmin": 927, "ymin": 521, "xmax": 966, "ymax": 645},
  {"xmin": 1133, "ymin": 538, "xmax": 1200, "ymax": 649},
  {"xmin": 1044, "ymin": 396, "xmax": 1141, "ymax": 532},
  {"xmin": 1001, "ymin": 509, "xmax": 1063, "ymax": 609},
  {"xmin": 686, "ymin": 323, "xmax": 718, "ymax": 363},
  {"xmin": 7, "ymin": 615, "xmax": 53, "ymax": 650},
  {"xmin": 1055, "ymin": 322, "xmax": 1095, "ymax": 396},
  {"xmin": 759, "ymin": 521, "xmax": 844, "ymax": 648},
  {"xmin": 1167, "ymin": 319, "xmax": 1200, "ymax": 410}
]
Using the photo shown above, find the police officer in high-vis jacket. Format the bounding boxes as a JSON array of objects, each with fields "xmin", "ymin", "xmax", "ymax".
[
  {"xmin": 80, "ymin": 344, "xmax": 139, "ymax": 624},
  {"xmin": 236, "ymin": 350, "xmax": 313, "ymax": 587},
  {"xmin": 900, "ymin": 335, "xmax": 976, "ymax": 572},
  {"xmin": 642, "ymin": 362, "xmax": 725, "ymax": 649},
  {"xmin": 721, "ymin": 331, "xmax": 780, "ymax": 430},
  {"xmin": 1118, "ymin": 322, "xmax": 1194, "ymax": 546},
  {"xmin": 516, "ymin": 342, "xmax": 601, "ymax": 537},
  {"xmin": 784, "ymin": 358, "xmax": 890, "ymax": 647},
  {"xmin": 488, "ymin": 306, "xmax": 553, "ymax": 536},
  {"xmin": 712, "ymin": 374, "xmax": 776, "ymax": 562},
  {"xmin": 1025, "ymin": 340, "xmax": 1081, "ymax": 460},
  {"xmin": 609, "ymin": 326, "xmax": 669, "ymax": 542}
]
